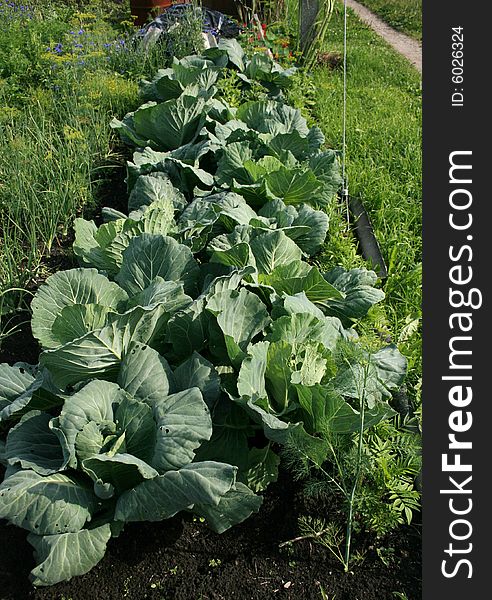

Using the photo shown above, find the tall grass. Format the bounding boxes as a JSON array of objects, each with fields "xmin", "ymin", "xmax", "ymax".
[
  {"xmin": 0, "ymin": 70, "xmax": 137, "ymax": 295},
  {"xmin": 0, "ymin": 0, "xmax": 203, "ymax": 313},
  {"xmin": 314, "ymin": 3, "xmax": 422, "ymax": 404}
]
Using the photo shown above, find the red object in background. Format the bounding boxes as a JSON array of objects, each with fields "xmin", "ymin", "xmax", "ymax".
[{"xmin": 129, "ymin": 0, "xmax": 188, "ymax": 27}]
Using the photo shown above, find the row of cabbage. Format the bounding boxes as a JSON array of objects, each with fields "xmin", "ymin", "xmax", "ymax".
[{"xmin": 0, "ymin": 40, "xmax": 407, "ymax": 586}]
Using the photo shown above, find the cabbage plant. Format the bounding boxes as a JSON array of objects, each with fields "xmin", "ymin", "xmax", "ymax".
[
  {"xmin": 0, "ymin": 38, "xmax": 408, "ymax": 588},
  {"xmin": 0, "ymin": 365, "xmax": 261, "ymax": 586}
]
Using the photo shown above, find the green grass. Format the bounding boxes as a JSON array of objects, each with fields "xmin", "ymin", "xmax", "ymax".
[
  {"xmin": 314, "ymin": 3, "xmax": 422, "ymax": 404},
  {"xmin": 357, "ymin": 0, "xmax": 422, "ymax": 40},
  {"xmin": 0, "ymin": 70, "xmax": 138, "ymax": 295},
  {"xmin": 0, "ymin": 1, "xmax": 204, "ymax": 314}
]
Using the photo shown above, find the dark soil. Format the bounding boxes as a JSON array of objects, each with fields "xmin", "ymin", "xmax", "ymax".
[
  {"xmin": 0, "ymin": 312, "xmax": 40, "ymax": 366},
  {"xmin": 90, "ymin": 159, "xmax": 129, "ymax": 226},
  {"xmin": 0, "ymin": 232, "xmax": 74, "ymax": 367},
  {"xmin": 0, "ymin": 468, "xmax": 421, "ymax": 600}
]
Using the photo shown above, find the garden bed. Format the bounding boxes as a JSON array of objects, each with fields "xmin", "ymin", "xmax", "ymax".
[
  {"xmin": 1, "ymin": 471, "xmax": 421, "ymax": 600},
  {"xmin": 1, "ymin": 3, "xmax": 422, "ymax": 599}
]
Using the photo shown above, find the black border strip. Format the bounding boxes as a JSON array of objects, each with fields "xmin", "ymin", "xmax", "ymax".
[{"xmin": 423, "ymin": 3, "xmax": 489, "ymax": 597}]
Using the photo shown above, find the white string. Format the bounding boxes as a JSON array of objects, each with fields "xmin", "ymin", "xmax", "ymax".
[{"xmin": 342, "ymin": 0, "xmax": 350, "ymax": 226}]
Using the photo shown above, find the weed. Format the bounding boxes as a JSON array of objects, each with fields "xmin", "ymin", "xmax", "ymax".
[
  {"xmin": 192, "ymin": 516, "xmax": 206, "ymax": 523},
  {"xmin": 281, "ymin": 347, "xmax": 374, "ymax": 571},
  {"xmin": 377, "ymin": 546, "xmax": 396, "ymax": 567},
  {"xmin": 0, "ymin": 288, "xmax": 32, "ymax": 351},
  {"xmin": 208, "ymin": 558, "xmax": 222, "ymax": 568},
  {"xmin": 215, "ymin": 71, "xmax": 244, "ymax": 108},
  {"xmin": 285, "ymin": 69, "xmax": 318, "ymax": 122},
  {"xmin": 122, "ymin": 575, "xmax": 132, "ymax": 597},
  {"xmin": 149, "ymin": 581, "xmax": 164, "ymax": 590},
  {"xmin": 281, "ymin": 339, "xmax": 420, "ymax": 567},
  {"xmin": 314, "ymin": 6, "xmax": 422, "ymax": 409}
]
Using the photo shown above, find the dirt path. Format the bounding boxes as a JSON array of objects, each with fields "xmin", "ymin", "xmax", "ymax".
[{"xmin": 346, "ymin": 0, "xmax": 422, "ymax": 73}]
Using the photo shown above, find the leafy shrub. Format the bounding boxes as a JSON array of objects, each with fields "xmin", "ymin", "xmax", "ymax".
[{"xmin": 0, "ymin": 372, "xmax": 260, "ymax": 586}]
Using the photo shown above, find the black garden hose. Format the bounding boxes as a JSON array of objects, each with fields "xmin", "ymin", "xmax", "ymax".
[
  {"xmin": 343, "ymin": 193, "xmax": 421, "ymax": 492},
  {"xmin": 348, "ymin": 194, "xmax": 388, "ymax": 280}
]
